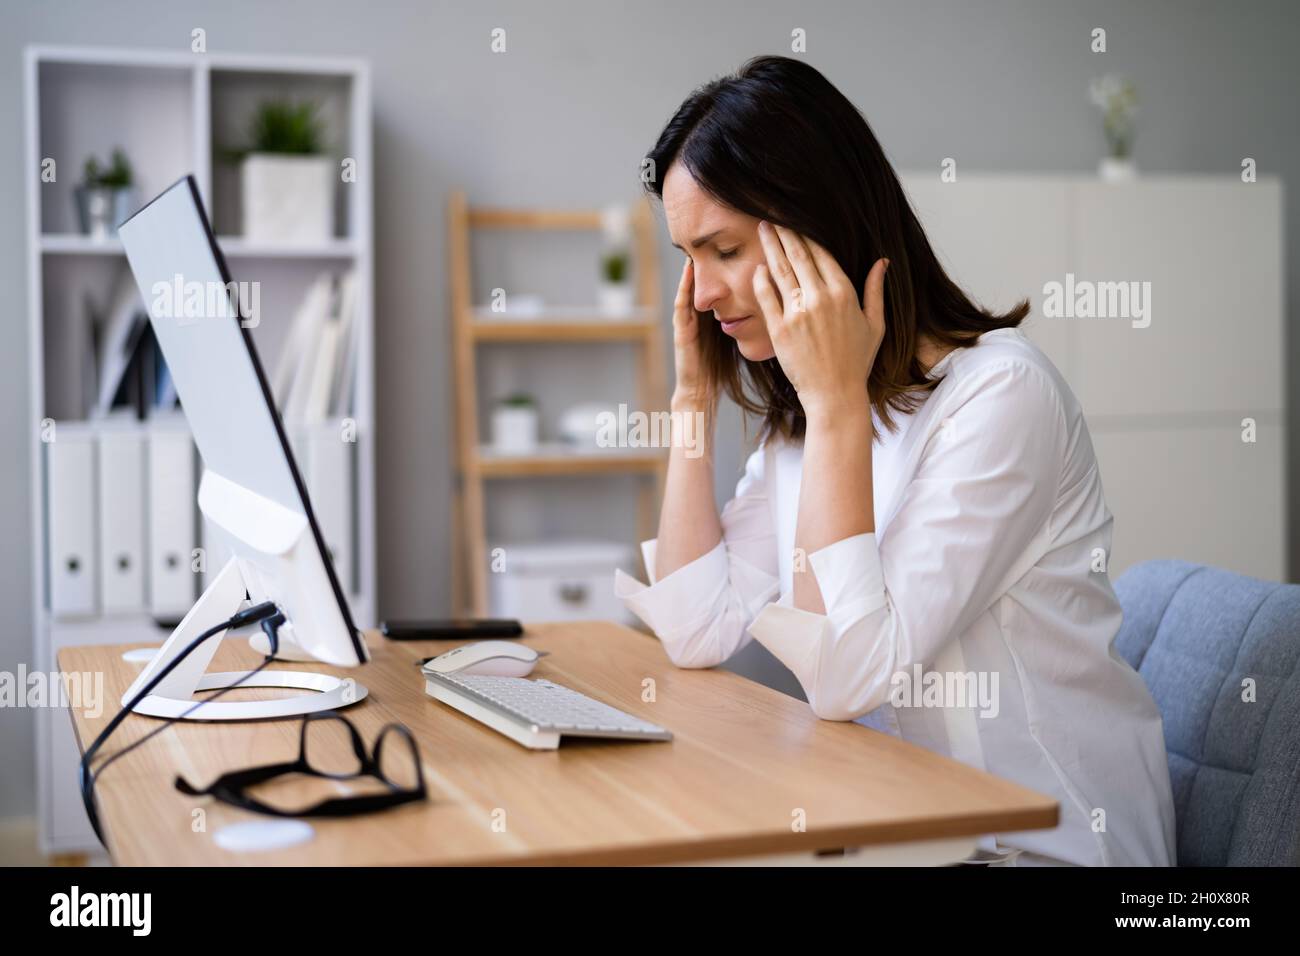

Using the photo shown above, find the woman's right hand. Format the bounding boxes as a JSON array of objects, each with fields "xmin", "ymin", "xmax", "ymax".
[{"xmin": 671, "ymin": 258, "xmax": 710, "ymax": 409}]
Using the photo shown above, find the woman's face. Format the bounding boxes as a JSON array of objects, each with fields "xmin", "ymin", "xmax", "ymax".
[{"xmin": 662, "ymin": 162, "xmax": 776, "ymax": 362}]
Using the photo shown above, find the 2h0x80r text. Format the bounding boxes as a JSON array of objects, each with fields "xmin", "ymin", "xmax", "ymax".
[{"xmin": 1122, "ymin": 892, "xmax": 1250, "ymax": 906}]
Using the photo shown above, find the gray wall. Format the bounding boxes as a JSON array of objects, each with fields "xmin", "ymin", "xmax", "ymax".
[{"xmin": 2, "ymin": 0, "xmax": 1297, "ymax": 820}]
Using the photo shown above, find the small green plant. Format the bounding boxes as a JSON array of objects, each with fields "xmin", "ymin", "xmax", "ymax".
[
  {"xmin": 246, "ymin": 100, "xmax": 324, "ymax": 155},
  {"xmin": 601, "ymin": 250, "xmax": 629, "ymax": 284},
  {"xmin": 499, "ymin": 393, "xmax": 536, "ymax": 408},
  {"xmin": 1088, "ymin": 75, "xmax": 1138, "ymax": 159},
  {"xmin": 82, "ymin": 148, "xmax": 133, "ymax": 189}
]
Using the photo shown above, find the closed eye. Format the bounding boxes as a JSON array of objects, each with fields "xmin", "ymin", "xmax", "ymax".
[{"xmin": 718, "ymin": 247, "xmax": 740, "ymax": 260}]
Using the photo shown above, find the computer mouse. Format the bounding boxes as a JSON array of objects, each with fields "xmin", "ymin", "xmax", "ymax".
[{"xmin": 422, "ymin": 640, "xmax": 546, "ymax": 678}]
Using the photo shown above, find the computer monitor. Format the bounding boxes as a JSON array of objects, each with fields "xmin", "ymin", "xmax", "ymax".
[{"xmin": 116, "ymin": 175, "xmax": 369, "ymax": 721}]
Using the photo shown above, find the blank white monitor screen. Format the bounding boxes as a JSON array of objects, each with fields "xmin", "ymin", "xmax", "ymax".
[{"xmin": 118, "ymin": 175, "xmax": 365, "ymax": 666}]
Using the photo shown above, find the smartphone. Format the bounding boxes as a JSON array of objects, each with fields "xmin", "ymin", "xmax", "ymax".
[{"xmin": 379, "ymin": 619, "xmax": 524, "ymax": 640}]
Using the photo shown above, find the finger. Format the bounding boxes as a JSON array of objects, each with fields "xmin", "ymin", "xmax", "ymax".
[
  {"xmin": 752, "ymin": 264, "xmax": 785, "ymax": 339},
  {"xmin": 771, "ymin": 223, "xmax": 825, "ymax": 299},
  {"xmin": 673, "ymin": 258, "xmax": 695, "ymax": 330},
  {"xmin": 803, "ymin": 236, "xmax": 854, "ymax": 299},
  {"xmin": 862, "ymin": 257, "xmax": 889, "ymax": 332},
  {"xmin": 756, "ymin": 220, "xmax": 799, "ymax": 307},
  {"xmin": 673, "ymin": 258, "xmax": 692, "ymax": 311}
]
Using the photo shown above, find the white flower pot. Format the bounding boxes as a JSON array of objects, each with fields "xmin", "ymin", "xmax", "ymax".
[
  {"xmin": 597, "ymin": 281, "xmax": 635, "ymax": 317},
  {"xmin": 241, "ymin": 153, "xmax": 333, "ymax": 243},
  {"xmin": 492, "ymin": 406, "xmax": 539, "ymax": 454},
  {"xmin": 1098, "ymin": 157, "xmax": 1138, "ymax": 183},
  {"xmin": 559, "ymin": 402, "xmax": 618, "ymax": 450},
  {"xmin": 75, "ymin": 186, "xmax": 138, "ymax": 240}
]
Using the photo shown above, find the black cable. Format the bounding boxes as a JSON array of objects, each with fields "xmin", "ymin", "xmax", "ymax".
[
  {"xmin": 86, "ymin": 656, "xmax": 275, "ymax": 802},
  {"xmin": 94, "ymin": 609, "xmax": 288, "ymax": 781},
  {"xmin": 79, "ymin": 601, "xmax": 286, "ymax": 847}
]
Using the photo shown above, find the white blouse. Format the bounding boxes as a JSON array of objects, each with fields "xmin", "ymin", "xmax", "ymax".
[{"xmin": 615, "ymin": 328, "xmax": 1176, "ymax": 866}]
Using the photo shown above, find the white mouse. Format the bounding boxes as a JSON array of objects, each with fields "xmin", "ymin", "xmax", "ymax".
[{"xmin": 422, "ymin": 640, "xmax": 546, "ymax": 678}]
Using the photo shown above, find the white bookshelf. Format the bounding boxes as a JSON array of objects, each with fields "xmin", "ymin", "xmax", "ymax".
[
  {"xmin": 24, "ymin": 45, "xmax": 376, "ymax": 854},
  {"xmin": 41, "ymin": 234, "xmax": 362, "ymax": 259}
]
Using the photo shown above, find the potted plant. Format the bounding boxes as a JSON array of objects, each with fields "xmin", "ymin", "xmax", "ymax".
[
  {"xmin": 559, "ymin": 401, "xmax": 620, "ymax": 450},
  {"xmin": 75, "ymin": 148, "xmax": 137, "ymax": 240},
  {"xmin": 1089, "ymin": 74, "xmax": 1139, "ymax": 182},
  {"xmin": 235, "ymin": 100, "xmax": 333, "ymax": 243},
  {"xmin": 597, "ymin": 249, "xmax": 635, "ymax": 316},
  {"xmin": 492, "ymin": 393, "xmax": 540, "ymax": 453}
]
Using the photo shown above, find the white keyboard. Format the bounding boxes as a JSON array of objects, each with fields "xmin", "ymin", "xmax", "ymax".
[{"xmin": 423, "ymin": 671, "xmax": 673, "ymax": 750}]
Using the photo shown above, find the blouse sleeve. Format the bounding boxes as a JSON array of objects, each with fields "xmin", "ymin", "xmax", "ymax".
[
  {"xmin": 746, "ymin": 360, "xmax": 1069, "ymax": 721},
  {"xmin": 614, "ymin": 445, "xmax": 781, "ymax": 668}
]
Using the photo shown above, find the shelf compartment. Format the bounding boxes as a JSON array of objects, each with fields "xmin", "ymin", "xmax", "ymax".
[
  {"xmin": 471, "ymin": 318, "xmax": 656, "ymax": 342},
  {"xmin": 37, "ymin": 59, "xmax": 195, "ymax": 237},
  {"xmin": 41, "ymin": 233, "xmax": 361, "ymax": 260},
  {"xmin": 475, "ymin": 443, "xmax": 665, "ymax": 478}
]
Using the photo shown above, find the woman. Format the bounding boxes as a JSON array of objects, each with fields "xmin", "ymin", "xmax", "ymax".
[{"xmin": 615, "ymin": 56, "xmax": 1176, "ymax": 866}]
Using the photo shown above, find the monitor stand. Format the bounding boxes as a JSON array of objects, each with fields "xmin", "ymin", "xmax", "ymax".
[{"xmin": 120, "ymin": 557, "xmax": 368, "ymax": 721}]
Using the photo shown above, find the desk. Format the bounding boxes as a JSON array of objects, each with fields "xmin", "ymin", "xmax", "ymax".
[{"xmin": 60, "ymin": 621, "xmax": 1058, "ymax": 865}]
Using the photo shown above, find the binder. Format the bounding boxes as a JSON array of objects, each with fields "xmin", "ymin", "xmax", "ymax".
[
  {"xmin": 96, "ymin": 419, "xmax": 146, "ymax": 613},
  {"xmin": 46, "ymin": 425, "xmax": 97, "ymax": 617},
  {"xmin": 147, "ymin": 418, "xmax": 198, "ymax": 618}
]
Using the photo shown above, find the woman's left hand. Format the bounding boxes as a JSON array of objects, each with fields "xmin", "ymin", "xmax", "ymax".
[{"xmin": 753, "ymin": 220, "xmax": 888, "ymax": 417}]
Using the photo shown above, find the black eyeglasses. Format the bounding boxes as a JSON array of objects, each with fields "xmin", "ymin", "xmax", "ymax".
[{"xmin": 175, "ymin": 710, "xmax": 427, "ymax": 819}]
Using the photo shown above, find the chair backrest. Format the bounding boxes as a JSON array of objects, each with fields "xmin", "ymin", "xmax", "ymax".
[{"xmin": 1113, "ymin": 560, "xmax": 1300, "ymax": 866}]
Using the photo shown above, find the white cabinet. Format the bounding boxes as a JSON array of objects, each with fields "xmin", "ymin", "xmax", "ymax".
[
  {"xmin": 900, "ymin": 174, "xmax": 1285, "ymax": 581},
  {"xmin": 1069, "ymin": 180, "xmax": 1283, "ymax": 418},
  {"xmin": 904, "ymin": 176, "xmax": 1072, "ymax": 374},
  {"xmin": 1091, "ymin": 421, "xmax": 1284, "ymax": 579}
]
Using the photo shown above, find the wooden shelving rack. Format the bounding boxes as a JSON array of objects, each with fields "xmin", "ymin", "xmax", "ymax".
[{"xmin": 447, "ymin": 192, "xmax": 667, "ymax": 615}]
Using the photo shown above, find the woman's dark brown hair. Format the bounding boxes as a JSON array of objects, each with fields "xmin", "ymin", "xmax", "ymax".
[{"xmin": 644, "ymin": 55, "xmax": 1029, "ymax": 440}]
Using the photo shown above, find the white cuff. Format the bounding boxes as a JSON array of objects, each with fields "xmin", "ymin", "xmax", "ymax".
[
  {"xmin": 615, "ymin": 538, "xmax": 731, "ymax": 640},
  {"xmin": 614, "ymin": 538, "xmax": 780, "ymax": 644},
  {"xmin": 639, "ymin": 539, "xmax": 661, "ymax": 585},
  {"xmin": 746, "ymin": 597, "xmax": 830, "ymax": 681},
  {"xmin": 745, "ymin": 533, "xmax": 889, "ymax": 714},
  {"xmin": 808, "ymin": 532, "xmax": 888, "ymax": 635}
]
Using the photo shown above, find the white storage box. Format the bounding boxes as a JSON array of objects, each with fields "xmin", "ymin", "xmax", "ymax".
[
  {"xmin": 488, "ymin": 540, "xmax": 633, "ymax": 623},
  {"xmin": 241, "ymin": 153, "xmax": 334, "ymax": 243}
]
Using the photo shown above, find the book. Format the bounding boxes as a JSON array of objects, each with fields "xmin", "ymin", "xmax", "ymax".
[
  {"xmin": 329, "ymin": 270, "xmax": 360, "ymax": 419},
  {"xmin": 92, "ymin": 267, "xmax": 148, "ymax": 418},
  {"xmin": 274, "ymin": 272, "xmax": 334, "ymax": 413}
]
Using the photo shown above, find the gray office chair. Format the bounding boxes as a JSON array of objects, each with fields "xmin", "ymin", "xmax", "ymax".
[{"xmin": 1113, "ymin": 560, "xmax": 1300, "ymax": 866}]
